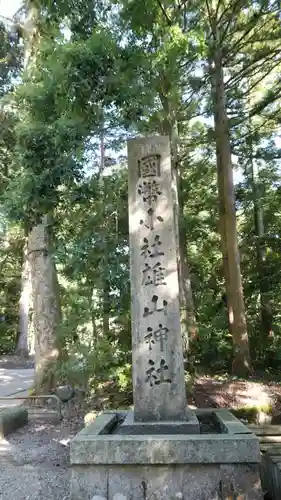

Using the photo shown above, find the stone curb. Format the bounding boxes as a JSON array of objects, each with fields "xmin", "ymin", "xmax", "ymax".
[
  {"xmin": 0, "ymin": 406, "xmax": 28, "ymax": 438},
  {"xmin": 71, "ymin": 411, "xmax": 261, "ymax": 465}
]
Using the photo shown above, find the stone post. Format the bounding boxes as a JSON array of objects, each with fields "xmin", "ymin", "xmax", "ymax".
[{"xmin": 127, "ymin": 136, "xmax": 190, "ymax": 424}]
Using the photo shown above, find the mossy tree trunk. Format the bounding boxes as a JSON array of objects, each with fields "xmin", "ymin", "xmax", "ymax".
[{"xmin": 27, "ymin": 216, "xmax": 61, "ymax": 393}]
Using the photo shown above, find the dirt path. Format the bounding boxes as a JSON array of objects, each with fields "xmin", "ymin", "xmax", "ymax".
[
  {"xmin": 0, "ymin": 356, "xmax": 34, "ymax": 409},
  {"xmin": 193, "ymin": 375, "xmax": 281, "ymax": 416}
]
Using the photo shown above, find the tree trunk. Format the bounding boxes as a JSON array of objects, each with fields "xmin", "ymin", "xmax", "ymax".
[
  {"xmin": 173, "ymin": 166, "xmax": 197, "ymax": 354},
  {"xmin": 99, "ymin": 128, "xmax": 111, "ymax": 338},
  {"xmin": 160, "ymin": 104, "xmax": 197, "ymax": 359},
  {"xmin": 16, "ymin": 243, "xmax": 30, "ymax": 357},
  {"xmin": 170, "ymin": 123, "xmax": 197, "ymax": 358},
  {"xmin": 211, "ymin": 48, "xmax": 252, "ymax": 376},
  {"xmin": 19, "ymin": 3, "xmax": 61, "ymax": 391},
  {"xmin": 27, "ymin": 215, "xmax": 61, "ymax": 393},
  {"xmin": 247, "ymin": 123, "xmax": 272, "ymax": 338}
]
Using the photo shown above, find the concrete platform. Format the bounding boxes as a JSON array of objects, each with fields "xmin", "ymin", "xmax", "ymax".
[{"xmin": 70, "ymin": 409, "xmax": 263, "ymax": 500}]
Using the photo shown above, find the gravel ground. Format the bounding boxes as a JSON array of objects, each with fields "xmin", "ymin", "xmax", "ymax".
[
  {"xmin": 0, "ymin": 355, "xmax": 279, "ymax": 499},
  {"xmin": 0, "ymin": 355, "xmax": 86, "ymax": 500},
  {"xmin": 0, "ymin": 415, "xmax": 78, "ymax": 499}
]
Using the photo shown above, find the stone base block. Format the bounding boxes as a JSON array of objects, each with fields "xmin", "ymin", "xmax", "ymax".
[
  {"xmin": 71, "ymin": 463, "xmax": 262, "ymax": 500},
  {"xmin": 118, "ymin": 410, "xmax": 200, "ymax": 435},
  {"xmin": 70, "ymin": 410, "xmax": 263, "ymax": 500},
  {"xmin": 0, "ymin": 406, "xmax": 28, "ymax": 438}
]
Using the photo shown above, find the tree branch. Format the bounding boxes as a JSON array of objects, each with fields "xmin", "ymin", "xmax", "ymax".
[
  {"xmin": 156, "ymin": 0, "xmax": 172, "ymax": 26},
  {"xmin": 217, "ymin": 0, "xmax": 247, "ymax": 37},
  {"xmin": 221, "ymin": 8, "xmax": 270, "ymax": 52},
  {"xmin": 205, "ymin": 0, "xmax": 217, "ymax": 41},
  {"xmin": 0, "ymin": 14, "xmax": 15, "ymax": 25},
  {"xmin": 226, "ymin": 51, "xmax": 280, "ymax": 90},
  {"xmin": 214, "ymin": 0, "xmax": 226, "ymax": 22}
]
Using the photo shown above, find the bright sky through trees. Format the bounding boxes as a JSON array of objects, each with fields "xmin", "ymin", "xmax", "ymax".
[{"xmin": 0, "ymin": 0, "xmax": 21, "ymax": 18}]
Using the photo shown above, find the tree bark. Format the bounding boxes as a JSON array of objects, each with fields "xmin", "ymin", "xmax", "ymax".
[
  {"xmin": 159, "ymin": 98, "xmax": 197, "ymax": 357},
  {"xmin": 16, "ymin": 243, "xmax": 30, "ymax": 357},
  {"xmin": 27, "ymin": 215, "xmax": 61, "ymax": 393},
  {"xmin": 173, "ymin": 163, "xmax": 197, "ymax": 355},
  {"xmin": 247, "ymin": 120, "xmax": 272, "ymax": 338},
  {"xmin": 99, "ymin": 128, "xmax": 111, "ymax": 338},
  {"xmin": 211, "ymin": 47, "xmax": 252, "ymax": 376}
]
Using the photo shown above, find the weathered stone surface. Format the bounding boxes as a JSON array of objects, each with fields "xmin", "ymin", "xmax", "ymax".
[
  {"xmin": 118, "ymin": 410, "xmax": 199, "ymax": 435},
  {"xmin": 70, "ymin": 411, "xmax": 260, "ymax": 465},
  {"xmin": 260, "ymin": 452, "xmax": 281, "ymax": 500},
  {"xmin": 127, "ymin": 136, "xmax": 188, "ymax": 422},
  {"xmin": 79, "ymin": 413, "xmax": 118, "ymax": 436},
  {"xmin": 56, "ymin": 384, "xmax": 74, "ymax": 402},
  {"xmin": 71, "ymin": 432, "xmax": 260, "ymax": 465},
  {"xmin": 71, "ymin": 464, "xmax": 263, "ymax": 499},
  {"xmin": 214, "ymin": 409, "xmax": 254, "ymax": 434},
  {"xmin": 0, "ymin": 406, "xmax": 28, "ymax": 438}
]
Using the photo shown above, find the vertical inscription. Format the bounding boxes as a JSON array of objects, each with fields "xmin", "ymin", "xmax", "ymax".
[
  {"xmin": 128, "ymin": 136, "xmax": 188, "ymax": 422},
  {"xmin": 137, "ymin": 152, "xmax": 172, "ymax": 386}
]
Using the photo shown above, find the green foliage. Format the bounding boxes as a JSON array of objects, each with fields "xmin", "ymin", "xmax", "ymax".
[
  {"xmin": 4, "ymin": 24, "xmax": 122, "ymax": 227},
  {"xmin": 0, "ymin": 227, "xmax": 24, "ymax": 353},
  {"xmin": 55, "ymin": 338, "xmax": 116, "ymax": 393},
  {"xmin": 232, "ymin": 403, "xmax": 273, "ymax": 423},
  {"xmin": 0, "ymin": 22, "xmax": 23, "ymax": 354},
  {"xmin": 0, "ymin": 22, "xmax": 22, "ymax": 95},
  {"xmin": 114, "ymin": 363, "xmax": 132, "ymax": 392},
  {"xmin": 2, "ymin": 0, "xmax": 281, "ymax": 381}
]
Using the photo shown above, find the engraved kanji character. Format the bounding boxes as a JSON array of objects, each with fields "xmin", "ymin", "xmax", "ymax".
[
  {"xmin": 140, "ymin": 208, "xmax": 163, "ymax": 231},
  {"xmin": 154, "ymin": 323, "xmax": 169, "ymax": 352},
  {"xmin": 142, "ymin": 263, "xmax": 153, "ymax": 286},
  {"xmin": 140, "ymin": 235, "xmax": 164, "ymax": 259},
  {"xmin": 155, "ymin": 358, "xmax": 172, "ymax": 384},
  {"xmin": 145, "ymin": 359, "xmax": 172, "ymax": 387},
  {"xmin": 138, "ymin": 180, "xmax": 162, "ymax": 206},
  {"xmin": 152, "ymin": 262, "xmax": 166, "ymax": 286},
  {"xmin": 143, "ymin": 295, "xmax": 168, "ymax": 317},
  {"xmin": 144, "ymin": 327, "xmax": 155, "ymax": 350},
  {"xmin": 141, "ymin": 262, "xmax": 166, "ymax": 286},
  {"xmin": 138, "ymin": 154, "xmax": 161, "ymax": 178},
  {"xmin": 145, "ymin": 359, "xmax": 158, "ymax": 386}
]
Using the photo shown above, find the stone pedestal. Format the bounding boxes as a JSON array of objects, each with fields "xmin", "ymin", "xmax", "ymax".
[
  {"xmin": 118, "ymin": 410, "xmax": 199, "ymax": 435},
  {"xmin": 70, "ymin": 410, "xmax": 263, "ymax": 500}
]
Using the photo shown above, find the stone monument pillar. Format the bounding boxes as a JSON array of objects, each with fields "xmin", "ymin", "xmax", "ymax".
[
  {"xmin": 120, "ymin": 135, "xmax": 198, "ymax": 433},
  {"xmin": 70, "ymin": 136, "xmax": 262, "ymax": 500}
]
